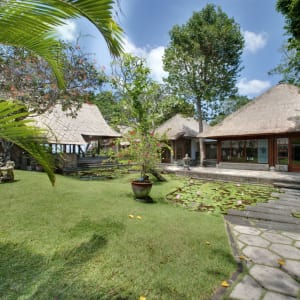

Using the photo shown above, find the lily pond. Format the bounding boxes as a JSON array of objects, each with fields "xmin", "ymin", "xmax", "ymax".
[{"xmin": 166, "ymin": 178, "xmax": 278, "ymax": 214}]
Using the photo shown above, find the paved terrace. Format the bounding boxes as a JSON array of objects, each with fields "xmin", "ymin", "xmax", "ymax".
[
  {"xmin": 163, "ymin": 165, "xmax": 300, "ymax": 300},
  {"xmin": 164, "ymin": 165, "xmax": 300, "ymax": 185}
]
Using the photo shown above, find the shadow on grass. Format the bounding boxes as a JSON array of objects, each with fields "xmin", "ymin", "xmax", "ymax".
[
  {"xmin": 0, "ymin": 241, "xmax": 47, "ymax": 298},
  {"xmin": 0, "ymin": 219, "xmax": 133, "ymax": 299}
]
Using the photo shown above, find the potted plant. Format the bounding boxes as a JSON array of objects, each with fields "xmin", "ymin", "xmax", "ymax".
[
  {"xmin": 112, "ymin": 54, "xmax": 170, "ymax": 199},
  {"xmin": 118, "ymin": 129, "xmax": 166, "ymax": 199}
]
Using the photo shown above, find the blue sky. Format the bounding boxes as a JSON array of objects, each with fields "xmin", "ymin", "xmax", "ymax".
[{"xmin": 56, "ymin": 0, "xmax": 286, "ymax": 98}]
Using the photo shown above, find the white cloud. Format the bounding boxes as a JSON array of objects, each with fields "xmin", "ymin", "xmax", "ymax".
[
  {"xmin": 243, "ymin": 30, "xmax": 267, "ymax": 53},
  {"xmin": 122, "ymin": 37, "xmax": 167, "ymax": 82},
  {"xmin": 55, "ymin": 20, "xmax": 77, "ymax": 42},
  {"xmin": 237, "ymin": 78, "xmax": 271, "ymax": 96}
]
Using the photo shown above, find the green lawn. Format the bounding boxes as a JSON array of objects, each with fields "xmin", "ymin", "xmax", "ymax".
[{"xmin": 0, "ymin": 171, "xmax": 236, "ymax": 300}]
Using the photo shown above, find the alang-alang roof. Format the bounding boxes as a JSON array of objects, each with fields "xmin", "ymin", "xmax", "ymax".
[
  {"xmin": 155, "ymin": 113, "xmax": 209, "ymax": 140},
  {"xmin": 201, "ymin": 84, "xmax": 300, "ymax": 139},
  {"xmin": 31, "ymin": 103, "xmax": 121, "ymax": 145}
]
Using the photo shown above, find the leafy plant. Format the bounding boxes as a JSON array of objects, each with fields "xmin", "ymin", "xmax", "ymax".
[
  {"xmin": 112, "ymin": 54, "xmax": 171, "ymax": 181},
  {"xmin": 167, "ymin": 179, "xmax": 276, "ymax": 214},
  {"xmin": 0, "ymin": 100, "xmax": 55, "ymax": 185},
  {"xmin": 117, "ymin": 129, "xmax": 168, "ymax": 181}
]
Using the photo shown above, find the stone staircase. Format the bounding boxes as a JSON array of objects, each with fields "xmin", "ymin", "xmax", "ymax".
[{"xmin": 225, "ymin": 185, "xmax": 300, "ymax": 232}]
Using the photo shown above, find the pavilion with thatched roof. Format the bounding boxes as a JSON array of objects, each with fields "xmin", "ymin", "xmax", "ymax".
[
  {"xmin": 155, "ymin": 114, "xmax": 216, "ymax": 164},
  {"xmin": 200, "ymin": 84, "xmax": 300, "ymax": 172},
  {"xmin": 16, "ymin": 103, "xmax": 121, "ymax": 171},
  {"xmin": 32, "ymin": 103, "xmax": 121, "ymax": 154}
]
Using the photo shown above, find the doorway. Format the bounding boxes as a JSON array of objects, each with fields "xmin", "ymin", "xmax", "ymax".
[{"xmin": 290, "ymin": 138, "xmax": 300, "ymax": 171}]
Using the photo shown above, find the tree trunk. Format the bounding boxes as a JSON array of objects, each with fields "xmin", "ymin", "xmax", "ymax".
[
  {"xmin": 196, "ymin": 99, "xmax": 206, "ymax": 167},
  {"xmin": 149, "ymin": 168, "xmax": 167, "ymax": 182}
]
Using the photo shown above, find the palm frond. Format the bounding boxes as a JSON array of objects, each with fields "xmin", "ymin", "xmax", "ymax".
[
  {"xmin": 0, "ymin": 101, "xmax": 55, "ymax": 185},
  {"xmin": 0, "ymin": 0, "xmax": 123, "ymax": 87}
]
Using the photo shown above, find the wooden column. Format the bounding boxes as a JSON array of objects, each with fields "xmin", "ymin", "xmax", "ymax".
[{"xmin": 268, "ymin": 136, "xmax": 275, "ymax": 168}]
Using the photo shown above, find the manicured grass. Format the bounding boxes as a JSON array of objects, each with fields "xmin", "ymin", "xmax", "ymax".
[{"xmin": 0, "ymin": 171, "xmax": 236, "ymax": 299}]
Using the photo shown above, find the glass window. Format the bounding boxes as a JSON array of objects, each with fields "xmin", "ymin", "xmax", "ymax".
[
  {"xmin": 258, "ymin": 139, "xmax": 268, "ymax": 163},
  {"xmin": 206, "ymin": 143, "xmax": 217, "ymax": 159},
  {"xmin": 231, "ymin": 140, "xmax": 246, "ymax": 162},
  {"xmin": 221, "ymin": 141, "xmax": 231, "ymax": 161},
  {"xmin": 277, "ymin": 138, "xmax": 288, "ymax": 165},
  {"xmin": 220, "ymin": 139, "xmax": 266, "ymax": 164},
  {"xmin": 246, "ymin": 140, "xmax": 258, "ymax": 162}
]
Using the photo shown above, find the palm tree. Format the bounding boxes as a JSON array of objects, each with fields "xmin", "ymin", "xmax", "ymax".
[{"xmin": 0, "ymin": 0, "xmax": 123, "ymax": 185}]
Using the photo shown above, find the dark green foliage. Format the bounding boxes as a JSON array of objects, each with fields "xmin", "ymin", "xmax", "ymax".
[
  {"xmin": 210, "ymin": 95, "xmax": 250, "ymax": 125},
  {"xmin": 0, "ymin": 43, "xmax": 108, "ymax": 114},
  {"xmin": 163, "ymin": 4, "xmax": 244, "ymax": 126},
  {"xmin": 277, "ymin": 0, "xmax": 300, "ymax": 42},
  {"xmin": 273, "ymin": 0, "xmax": 300, "ymax": 85}
]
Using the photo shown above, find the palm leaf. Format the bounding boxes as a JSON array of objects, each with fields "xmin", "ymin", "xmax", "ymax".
[
  {"xmin": 0, "ymin": 0, "xmax": 123, "ymax": 87},
  {"xmin": 0, "ymin": 101, "xmax": 55, "ymax": 185}
]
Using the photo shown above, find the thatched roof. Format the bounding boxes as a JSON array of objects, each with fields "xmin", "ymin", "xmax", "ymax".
[
  {"xmin": 155, "ymin": 114, "xmax": 209, "ymax": 140},
  {"xmin": 32, "ymin": 103, "xmax": 121, "ymax": 145},
  {"xmin": 201, "ymin": 84, "xmax": 300, "ymax": 139}
]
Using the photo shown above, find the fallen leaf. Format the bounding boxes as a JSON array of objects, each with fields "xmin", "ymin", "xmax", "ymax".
[
  {"xmin": 128, "ymin": 214, "xmax": 134, "ymax": 219},
  {"xmin": 278, "ymin": 259, "xmax": 285, "ymax": 266},
  {"xmin": 239, "ymin": 255, "xmax": 247, "ymax": 260},
  {"xmin": 221, "ymin": 281, "xmax": 229, "ymax": 287}
]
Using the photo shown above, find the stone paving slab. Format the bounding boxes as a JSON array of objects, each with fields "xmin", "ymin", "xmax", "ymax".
[
  {"xmin": 238, "ymin": 234, "xmax": 270, "ymax": 247},
  {"xmin": 249, "ymin": 265, "xmax": 300, "ymax": 297},
  {"xmin": 283, "ymin": 260, "xmax": 300, "ymax": 280},
  {"xmin": 270, "ymin": 244, "xmax": 300, "ymax": 260},
  {"xmin": 229, "ymin": 275, "xmax": 263, "ymax": 300},
  {"xmin": 261, "ymin": 232, "xmax": 293, "ymax": 244},
  {"xmin": 243, "ymin": 246, "xmax": 281, "ymax": 267},
  {"xmin": 263, "ymin": 291, "xmax": 298, "ymax": 300},
  {"xmin": 227, "ymin": 221, "xmax": 300, "ymax": 300}
]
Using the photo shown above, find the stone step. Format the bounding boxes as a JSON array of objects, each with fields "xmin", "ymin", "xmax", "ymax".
[
  {"xmin": 227, "ymin": 209, "xmax": 300, "ymax": 224},
  {"xmin": 278, "ymin": 196, "xmax": 300, "ymax": 203},
  {"xmin": 274, "ymin": 182, "xmax": 300, "ymax": 190},
  {"xmin": 281, "ymin": 188, "xmax": 300, "ymax": 195},
  {"xmin": 225, "ymin": 215, "xmax": 300, "ymax": 232},
  {"xmin": 245, "ymin": 205, "xmax": 293, "ymax": 216},
  {"xmin": 256, "ymin": 202, "xmax": 298, "ymax": 211},
  {"xmin": 266, "ymin": 200, "xmax": 300, "ymax": 209}
]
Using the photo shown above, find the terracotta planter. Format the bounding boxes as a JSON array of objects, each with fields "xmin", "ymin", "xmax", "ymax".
[{"xmin": 131, "ymin": 180, "xmax": 152, "ymax": 199}]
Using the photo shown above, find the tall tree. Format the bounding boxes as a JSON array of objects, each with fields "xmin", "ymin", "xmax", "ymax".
[
  {"xmin": 269, "ymin": 45, "xmax": 300, "ymax": 85},
  {"xmin": 271, "ymin": 0, "xmax": 300, "ymax": 85},
  {"xmin": 0, "ymin": 0, "xmax": 123, "ymax": 184},
  {"xmin": 210, "ymin": 95, "xmax": 250, "ymax": 126},
  {"xmin": 111, "ymin": 54, "xmax": 155, "ymax": 133},
  {"xmin": 163, "ymin": 4, "xmax": 244, "ymax": 165},
  {"xmin": 0, "ymin": 42, "xmax": 108, "ymax": 114}
]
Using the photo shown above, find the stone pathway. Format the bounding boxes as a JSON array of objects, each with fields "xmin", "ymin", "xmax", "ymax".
[{"xmin": 225, "ymin": 188, "xmax": 300, "ymax": 300}]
